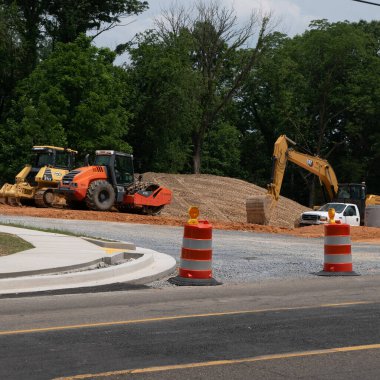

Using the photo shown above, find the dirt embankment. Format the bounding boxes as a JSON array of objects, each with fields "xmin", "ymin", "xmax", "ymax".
[
  {"xmin": 0, "ymin": 173, "xmax": 379, "ymax": 243},
  {"xmin": 143, "ymin": 172, "xmax": 309, "ymax": 228}
]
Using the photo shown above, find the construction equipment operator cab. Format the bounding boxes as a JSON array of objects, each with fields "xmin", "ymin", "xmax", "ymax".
[
  {"xmin": 32, "ymin": 146, "xmax": 76, "ymax": 169},
  {"xmin": 27, "ymin": 146, "xmax": 77, "ymax": 185},
  {"xmin": 93, "ymin": 150, "xmax": 134, "ymax": 187},
  {"xmin": 335, "ymin": 182, "xmax": 367, "ymax": 222},
  {"xmin": 337, "ymin": 183, "xmax": 366, "ymax": 201}
]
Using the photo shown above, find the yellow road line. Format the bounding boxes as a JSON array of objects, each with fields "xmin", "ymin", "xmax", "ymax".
[
  {"xmin": 54, "ymin": 343, "xmax": 380, "ymax": 379},
  {"xmin": 102, "ymin": 248, "xmax": 125, "ymax": 255},
  {"xmin": 0, "ymin": 301, "xmax": 371, "ymax": 336}
]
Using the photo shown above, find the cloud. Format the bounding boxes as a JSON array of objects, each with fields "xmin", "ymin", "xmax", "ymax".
[
  {"xmin": 91, "ymin": 0, "xmax": 380, "ymax": 65},
  {"xmin": 221, "ymin": 0, "xmax": 313, "ymax": 36}
]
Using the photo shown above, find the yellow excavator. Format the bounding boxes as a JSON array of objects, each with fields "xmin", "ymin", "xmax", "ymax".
[
  {"xmin": 0, "ymin": 146, "xmax": 77, "ymax": 207},
  {"xmin": 246, "ymin": 135, "xmax": 379, "ymax": 225}
]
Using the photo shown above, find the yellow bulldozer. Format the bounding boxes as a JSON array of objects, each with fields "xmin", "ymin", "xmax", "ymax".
[
  {"xmin": 246, "ymin": 135, "xmax": 379, "ymax": 225},
  {"xmin": 0, "ymin": 146, "xmax": 77, "ymax": 207}
]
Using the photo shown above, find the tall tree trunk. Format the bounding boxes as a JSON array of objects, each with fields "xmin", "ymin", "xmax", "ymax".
[
  {"xmin": 192, "ymin": 133, "xmax": 202, "ymax": 174},
  {"xmin": 192, "ymin": 114, "xmax": 209, "ymax": 174},
  {"xmin": 19, "ymin": 0, "xmax": 43, "ymax": 76},
  {"xmin": 309, "ymin": 176, "xmax": 316, "ymax": 208}
]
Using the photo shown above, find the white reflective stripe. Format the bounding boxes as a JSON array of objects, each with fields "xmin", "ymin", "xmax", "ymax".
[
  {"xmin": 324, "ymin": 254, "xmax": 352, "ymax": 263},
  {"xmin": 180, "ymin": 259, "xmax": 212, "ymax": 270},
  {"xmin": 324, "ymin": 236, "xmax": 351, "ymax": 245},
  {"xmin": 182, "ymin": 237, "xmax": 212, "ymax": 250}
]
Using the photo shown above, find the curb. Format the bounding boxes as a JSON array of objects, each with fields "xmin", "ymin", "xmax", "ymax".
[
  {"xmin": 0, "ymin": 236, "xmax": 138, "ymax": 279},
  {"xmin": 0, "ymin": 248, "xmax": 176, "ymax": 295},
  {"xmin": 0, "ymin": 226, "xmax": 176, "ymax": 295},
  {"xmin": 81, "ymin": 237, "xmax": 136, "ymax": 251}
]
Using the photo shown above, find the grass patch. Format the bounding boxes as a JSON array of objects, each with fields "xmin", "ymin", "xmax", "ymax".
[
  {"xmin": 0, "ymin": 222, "xmax": 82, "ymax": 237},
  {"xmin": 0, "ymin": 233, "xmax": 34, "ymax": 256},
  {"xmin": 0, "ymin": 223, "xmax": 116, "ymax": 242}
]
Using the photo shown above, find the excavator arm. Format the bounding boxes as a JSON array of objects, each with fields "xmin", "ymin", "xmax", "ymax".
[
  {"xmin": 287, "ymin": 150, "xmax": 338, "ymax": 200},
  {"xmin": 246, "ymin": 135, "xmax": 339, "ymax": 225}
]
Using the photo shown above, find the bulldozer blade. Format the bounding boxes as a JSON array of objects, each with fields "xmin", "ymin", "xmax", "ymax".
[
  {"xmin": 246, "ymin": 195, "xmax": 274, "ymax": 225},
  {"xmin": 6, "ymin": 197, "xmax": 22, "ymax": 207}
]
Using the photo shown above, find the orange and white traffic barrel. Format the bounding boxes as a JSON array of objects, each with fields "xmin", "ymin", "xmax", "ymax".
[
  {"xmin": 169, "ymin": 207, "xmax": 221, "ymax": 286},
  {"xmin": 316, "ymin": 223, "xmax": 359, "ymax": 276}
]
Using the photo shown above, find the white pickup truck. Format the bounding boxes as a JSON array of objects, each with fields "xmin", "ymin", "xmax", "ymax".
[{"xmin": 300, "ymin": 202, "xmax": 361, "ymax": 226}]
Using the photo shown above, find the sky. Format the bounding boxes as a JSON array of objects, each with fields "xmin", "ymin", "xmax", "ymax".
[{"xmin": 93, "ymin": 0, "xmax": 380, "ymax": 63}]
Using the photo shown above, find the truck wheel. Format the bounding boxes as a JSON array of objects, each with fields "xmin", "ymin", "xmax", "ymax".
[{"xmin": 86, "ymin": 180, "xmax": 115, "ymax": 211}]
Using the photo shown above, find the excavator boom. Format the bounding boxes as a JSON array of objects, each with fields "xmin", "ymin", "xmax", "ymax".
[
  {"xmin": 246, "ymin": 135, "xmax": 339, "ymax": 225},
  {"xmin": 287, "ymin": 151, "xmax": 338, "ymax": 200}
]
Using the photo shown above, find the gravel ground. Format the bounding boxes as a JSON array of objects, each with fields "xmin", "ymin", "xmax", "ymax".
[{"xmin": 1, "ymin": 215, "xmax": 379, "ymax": 288}]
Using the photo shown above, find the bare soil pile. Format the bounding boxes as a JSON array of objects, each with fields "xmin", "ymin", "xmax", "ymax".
[
  {"xmin": 0, "ymin": 173, "xmax": 379, "ymax": 242},
  {"xmin": 143, "ymin": 172, "xmax": 309, "ymax": 228}
]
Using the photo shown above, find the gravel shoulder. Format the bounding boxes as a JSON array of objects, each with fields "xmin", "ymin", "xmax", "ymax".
[
  {"xmin": 0, "ymin": 172, "xmax": 379, "ymax": 243},
  {"xmin": 0, "ymin": 203, "xmax": 379, "ymax": 243}
]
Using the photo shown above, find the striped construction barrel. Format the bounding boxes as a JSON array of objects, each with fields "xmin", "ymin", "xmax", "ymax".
[
  {"xmin": 316, "ymin": 223, "xmax": 359, "ymax": 276},
  {"xmin": 169, "ymin": 220, "xmax": 221, "ymax": 286}
]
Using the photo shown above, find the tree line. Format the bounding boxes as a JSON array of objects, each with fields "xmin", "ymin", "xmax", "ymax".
[{"xmin": 0, "ymin": 0, "xmax": 379, "ymax": 207}]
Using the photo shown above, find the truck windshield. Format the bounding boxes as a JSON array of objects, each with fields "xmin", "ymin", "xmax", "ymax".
[{"xmin": 319, "ymin": 203, "xmax": 346, "ymax": 213}]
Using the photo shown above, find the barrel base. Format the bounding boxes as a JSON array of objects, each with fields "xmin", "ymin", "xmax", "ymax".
[
  {"xmin": 168, "ymin": 276, "xmax": 222, "ymax": 286},
  {"xmin": 315, "ymin": 270, "xmax": 360, "ymax": 276}
]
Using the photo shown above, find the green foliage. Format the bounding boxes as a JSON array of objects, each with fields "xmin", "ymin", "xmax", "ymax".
[
  {"xmin": 0, "ymin": 3, "xmax": 25, "ymax": 122},
  {"xmin": 202, "ymin": 122, "xmax": 241, "ymax": 177},
  {"xmin": 127, "ymin": 3, "xmax": 270, "ymax": 174},
  {"xmin": 44, "ymin": 0, "xmax": 148, "ymax": 43},
  {"xmin": 0, "ymin": 0, "xmax": 148, "ymax": 106},
  {"xmin": 0, "ymin": 36, "xmax": 131, "ymax": 182},
  {"xmin": 1, "ymin": 1, "xmax": 380, "ymax": 208},
  {"xmin": 127, "ymin": 30, "xmax": 199, "ymax": 173},
  {"xmin": 239, "ymin": 21, "xmax": 380, "ymax": 204}
]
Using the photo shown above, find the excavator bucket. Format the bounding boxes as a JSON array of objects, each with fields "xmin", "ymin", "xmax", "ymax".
[{"xmin": 246, "ymin": 194, "xmax": 274, "ymax": 225}]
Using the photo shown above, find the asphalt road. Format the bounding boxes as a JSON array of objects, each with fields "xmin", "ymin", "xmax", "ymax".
[
  {"xmin": 0, "ymin": 215, "xmax": 380, "ymax": 283},
  {"xmin": 1, "ymin": 216, "xmax": 380, "ymax": 379},
  {"xmin": 0, "ymin": 279, "xmax": 380, "ymax": 380}
]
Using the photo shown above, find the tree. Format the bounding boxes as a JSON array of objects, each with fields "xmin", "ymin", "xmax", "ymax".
[
  {"xmin": 239, "ymin": 20, "xmax": 380, "ymax": 206},
  {"xmin": 0, "ymin": 3, "xmax": 27, "ymax": 122},
  {"xmin": 44, "ymin": 0, "xmax": 148, "ymax": 44},
  {"xmin": 0, "ymin": 0, "xmax": 47, "ymax": 76},
  {"xmin": 154, "ymin": 1, "xmax": 272, "ymax": 173},
  {"xmin": 202, "ymin": 122, "xmax": 242, "ymax": 177},
  {"xmin": 0, "ymin": 0, "xmax": 148, "ymax": 74},
  {"xmin": 126, "ymin": 30, "xmax": 198, "ymax": 173},
  {"xmin": 0, "ymin": 36, "xmax": 131, "ymax": 183}
]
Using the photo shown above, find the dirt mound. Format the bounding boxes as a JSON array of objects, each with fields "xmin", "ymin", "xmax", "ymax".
[
  {"xmin": 143, "ymin": 173, "xmax": 309, "ymax": 228},
  {"xmin": 0, "ymin": 172, "xmax": 378, "ymax": 242}
]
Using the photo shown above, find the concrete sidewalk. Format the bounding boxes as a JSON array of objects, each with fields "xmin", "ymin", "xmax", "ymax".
[{"xmin": 0, "ymin": 225, "xmax": 176, "ymax": 294}]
